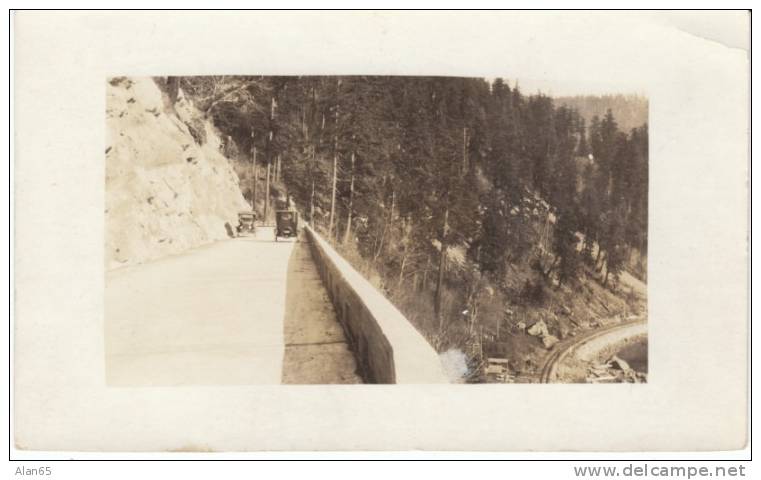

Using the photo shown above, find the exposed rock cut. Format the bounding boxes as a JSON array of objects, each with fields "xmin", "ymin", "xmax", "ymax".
[{"xmin": 105, "ymin": 77, "xmax": 249, "ymax": 270}]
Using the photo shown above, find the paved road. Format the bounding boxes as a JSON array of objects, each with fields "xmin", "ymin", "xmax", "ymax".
[
  {"xmin": 281, "ymin": 239, "xmax": 362, "ymax": 384},
  {"xmin": 105, "ymin": 227, "xmax": 361, "ymax": 386}
]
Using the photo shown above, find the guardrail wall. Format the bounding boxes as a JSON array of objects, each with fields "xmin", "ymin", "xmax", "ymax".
[{"xmin": 303, "ymin": 224, "xmax": 448, "ymax": 384}]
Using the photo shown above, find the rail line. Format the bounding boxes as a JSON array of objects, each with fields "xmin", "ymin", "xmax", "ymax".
[{"xmin": 538, "ymin": 318, "xmax": 647, "ymax": 383}]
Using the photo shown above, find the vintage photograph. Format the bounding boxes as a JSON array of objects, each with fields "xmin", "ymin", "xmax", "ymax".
[
  {"xmin": 15, "ymin": 9, "xmax": 750, "ymax": 458},
  {"xmin": 104, "ymin": 75, "xmax": 648, "ymax": 385}
]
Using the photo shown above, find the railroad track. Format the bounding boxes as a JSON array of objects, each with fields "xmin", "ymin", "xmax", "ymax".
[{"xmin": 538, "ymin": 318, "xmax": 647, "ymax": 383}]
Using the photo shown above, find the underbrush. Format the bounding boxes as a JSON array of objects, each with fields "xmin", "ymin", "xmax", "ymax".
[{"xmin": 324, "ymin": 229, "xmax": 646, "ymax": 383}]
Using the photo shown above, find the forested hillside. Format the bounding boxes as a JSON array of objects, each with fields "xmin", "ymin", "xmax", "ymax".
[{"xmin": 170, "ymin": 76, "xmax": 648, "ymax": 381}]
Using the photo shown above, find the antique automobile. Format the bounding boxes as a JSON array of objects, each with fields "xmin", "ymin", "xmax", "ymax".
[
  {"xmin": 236, "ymin": 211, "xmax": 256, "ymax": 236},
  {"xmin": 274, "ymin": 210, "xmax": 298, "ymax": 241}
]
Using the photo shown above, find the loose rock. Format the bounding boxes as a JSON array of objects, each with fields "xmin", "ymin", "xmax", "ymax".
[{"xmin": 542, "ymin": 335, "xmax": 560, "ymax": 349}]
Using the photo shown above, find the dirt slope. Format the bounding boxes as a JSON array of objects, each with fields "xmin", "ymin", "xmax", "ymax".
[{"xmin": 105, "ymin": 77, "xmax": 249, "ymax": 270}]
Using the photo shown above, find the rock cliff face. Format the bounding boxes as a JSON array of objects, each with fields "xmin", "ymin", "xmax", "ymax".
[{"xmin": 105, "ymin": 77, "xmax": 249, "ymax": 270}]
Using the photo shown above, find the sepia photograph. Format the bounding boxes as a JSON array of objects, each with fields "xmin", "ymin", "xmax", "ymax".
[
  {"xmin": 105, "ymin": 75, "xmax": 648, "ymax": 385},
  {"xmin": 13, "ymin": 10, "xmax": 749, "ymax": 458}
]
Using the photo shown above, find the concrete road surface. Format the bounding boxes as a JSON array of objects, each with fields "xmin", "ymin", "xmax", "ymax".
[{"xmin": 105, "ymin": 227, "xmax": 361, "ymax": 386}]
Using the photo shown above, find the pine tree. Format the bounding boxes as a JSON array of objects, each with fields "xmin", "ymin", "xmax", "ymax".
[{"xmin": 178, "ymin": 75, "xmax": 648, "ymax": 304}]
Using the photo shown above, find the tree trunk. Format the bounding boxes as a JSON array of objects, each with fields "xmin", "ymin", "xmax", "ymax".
[
  {"xmin": 462, "ymin": 127, "xmax": 468, "ymax": 174},
  {"xmin": 310, "ymin": 179, "xmax": 315, "ymax": 223},
  {"xmin": 374, "ymin": 190, "xmax": 395, "ymax": 262},
  {"xmin": 301, "ymin": 106, "xmax": 307, "ymax": 138},
  {"xmin": 329, "ymin": 151, "xmax": 337, "ymax": 240},
  {"xmin": 343, "ymin": 151, "xmax": 355, "ymax": 244},
  {"xmin": 328, "ymin": 91, "xmax": 339, "ymax": 241},
  {"xmin": 309, "ymin": 147, "xmax": 316, "ymax": 224},
  {"xmin": 252, "ymin": 147, "xmax": 258, "ymax": 212},
  {"xmin": 435, "ymin": 248, "xmax": 447, "ymax": 333},
  {"xmin": 264, "ymin": 161, "xmax": 271, "ymax": 222},
  {"xmin": 374, "ymin": 226, "xmax": 386, "ymax": 263},
  {"xmin": 435, "ymin": 206, "xmax": 450, "ymax": 333},
  {"xmin": 390, "ymin": 189, "xmax": 396, "ymax": 221},
  {"xmin": 398, "ymin": 252, "xmax": 407, "ymax": 287}
]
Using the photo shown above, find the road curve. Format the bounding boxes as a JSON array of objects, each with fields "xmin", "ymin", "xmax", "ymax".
[{"xmin": 539, "ymin": 319, "xmax": 647, "ymax": 383}]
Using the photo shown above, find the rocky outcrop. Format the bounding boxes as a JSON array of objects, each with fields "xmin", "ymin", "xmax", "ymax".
[{"xmin": 105, "ymin": 77, "xmax": 249, "ymax": 270}]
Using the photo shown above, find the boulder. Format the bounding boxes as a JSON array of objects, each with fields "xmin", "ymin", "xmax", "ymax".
[
  {"xmin": 608, "ymin": 355, "xmax": 632, "ymax": 372},
  {"xmin": 623, "ymin": 369, "xmax": 641, "ymax": 383},
  {"xmin": 557, "ymin": 324, "xmax": 570, "ymax": 340},
  {"xmin": 527, "ymin": 320, "xmax": 549, "ymax": 337},
  {"xmin": 542, "ymin": 335, "xmax": 560, "ymax": 349}
]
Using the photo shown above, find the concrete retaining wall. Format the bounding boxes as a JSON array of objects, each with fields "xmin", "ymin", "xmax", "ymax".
[{"xmin": 303, "ymin": 224, "xmax": 448, "ymax": 384}]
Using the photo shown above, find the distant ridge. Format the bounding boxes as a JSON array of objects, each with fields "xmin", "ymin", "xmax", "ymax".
[{"xmin": 555, "ymin": 94, "xmax": 648, "ymax": 133}]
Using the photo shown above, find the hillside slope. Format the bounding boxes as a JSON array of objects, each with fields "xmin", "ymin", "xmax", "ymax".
[{"xmin": 105, "ymin": 77, "xmax": 249, "ymax": 270}]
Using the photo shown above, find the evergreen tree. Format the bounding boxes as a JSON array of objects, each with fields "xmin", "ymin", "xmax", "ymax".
[{"xmin": 178, "ymin": 75, "xmax": 648, "ymax": 301}]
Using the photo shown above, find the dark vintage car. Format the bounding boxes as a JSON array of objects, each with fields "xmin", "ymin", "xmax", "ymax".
[
  {"xmin": 274, "ymin": 210, "xmax": 298, "ymax": 241},
  {"xmin": 236, "ymin": 211, "xmax": 256, "ymax": 236}
]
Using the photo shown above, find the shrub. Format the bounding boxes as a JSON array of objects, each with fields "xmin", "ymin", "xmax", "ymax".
[{"xmin": 520, "ymin": 280, "xmax": 546, "ymax": 305}]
